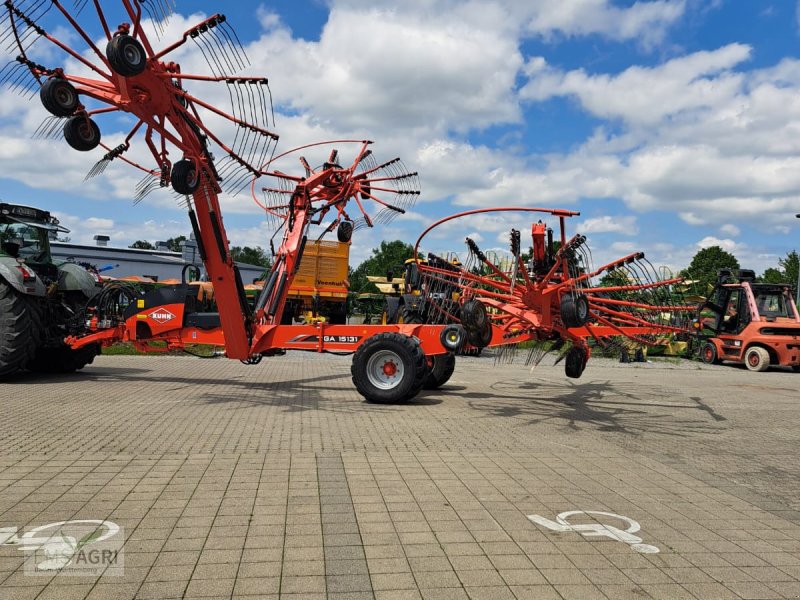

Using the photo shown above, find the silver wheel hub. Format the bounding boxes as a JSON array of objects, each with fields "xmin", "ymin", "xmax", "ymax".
[{"xmin": 366, "ymin": 350, "xmax": 404, "ymax": 390}]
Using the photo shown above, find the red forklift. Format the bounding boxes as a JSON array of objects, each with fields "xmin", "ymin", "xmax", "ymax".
[{"xmin": 696, "ymin": 269, "xmax": 800, "ymax": 371}]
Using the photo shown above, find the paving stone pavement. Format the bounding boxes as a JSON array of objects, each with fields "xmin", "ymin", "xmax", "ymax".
[{"xmin": 1, "ymin": 352, "xmax": 800, "ymax": 599}]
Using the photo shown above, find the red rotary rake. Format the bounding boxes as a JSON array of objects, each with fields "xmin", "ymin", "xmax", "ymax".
[
  {"xmin": 410, "ymin": 208, "xmax": 694, "ymax": 378},
  {"xmin": 0, "ymin": 0, "xmax": 693, "ymax": 402}
]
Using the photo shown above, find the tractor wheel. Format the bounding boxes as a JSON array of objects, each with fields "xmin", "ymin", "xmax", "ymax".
[
  {"xmin": 0, "ymin": 282, "xmax": 38, "ymax": 380},
  {"xmin": 744, "ymin": 346, "xmax": 770, "ymax": 372},
  {"xmin": 106, "ymin": 34, "xmax": 147, "ymax": 77},
  {"xmin": 461, "ymin": 299, "xmax": 488, "ymax": 332},
  {"xmin": 565, "ymin": 347, "xmax": 587, "ymax": 379},
  {"xmin": 423, "ymin": 353, "xmax": 456, "ymax": 390},
  {"xmin": 337, "ymin": 220, "xmax": 353, "ymax": 243},
  {"xmin": 560, "ymin": 293, "xmax": 590, "ymax": 328},
  {"xmin": 27, "ymin": 344, "xmax": 100, "ymax": 374},
  {"xmin": 700, "ymin": 342, "xmax": 719, "ymax": 365},
  {"xmin": 351, "ymin": 332, "xmax": 426, "ymax": 403},
  {"xmin": 40, "ymin": 78, "xmax": 79, "ymax": 117},
  {"xmin": 171, "ymin": 159, "xmax": 200, "ymax": 194},
  {"xmin": 64, "ymin": 116, "xmax": 101, "ymax": 151}
]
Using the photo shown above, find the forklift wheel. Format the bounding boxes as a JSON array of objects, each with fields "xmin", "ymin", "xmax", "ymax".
[
  {"xmin": 700, "ymin": 342, "xmax": 719, "ymax": 365},
  {"xmin": 351, "ymin": 333, "xmax": 426, "ymax": 403},
  {"xmin": 744, "ymin": 346, "xmax": 770, "ymax": 372}
]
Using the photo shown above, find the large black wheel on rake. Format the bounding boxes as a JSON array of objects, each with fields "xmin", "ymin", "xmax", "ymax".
[
  {"xmin": 423, "ymin": 353, "xmax": 456, "ymax": 390},
  {"xmin": 461, "ymin": 299, "xmax": 488, "ymax": 332},
  {"xmin": 560, "ymin": 293, "xmax": 590, "ymax": 328},
  {"xmin": 63, "ymin": 116, "xmax": 101, "ymax": 151},
  {"xmin": 171, "ymin": 159, "xmax": 201, "ymax": 195},
  {"xmin": 351, "ymin": 333, "xmax": 426, "ymax": 403},
  {"xmin": 106, "ymin": 34, "xmax": 147, "ymax": 77},
  {"xmin": 40, "ymin": 78, "xmax": 79, "ymax": 117}
]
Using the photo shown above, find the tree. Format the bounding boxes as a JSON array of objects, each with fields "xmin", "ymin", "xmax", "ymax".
[
  {"xmin": 779, "ymin": 250, "xmax": 799, "ymax": 297},
  {"xmin": 760, "ymin": 267, "xmax": 786, "ymax": 284},
  {"xmin": 165, "ymin": 236, "xmax": 186, "ymax": 252},
  {"xmin": 679, "ymin": 246, "xmax": 740, "ymax": 295},
  {"xmin": 350, "ymin": 240, "xmax": 415, "ymax": 293},
  {"xmin": 129, "ymin": 240, "xmax": 154, "ymax": 249},
  {"xmin": 231, "ymin": 245, "xmax": 271, "ymax": 268}
]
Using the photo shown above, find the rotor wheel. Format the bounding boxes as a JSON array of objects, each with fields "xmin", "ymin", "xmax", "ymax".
[
  {"xmin": 423, "ymin": 353, "xmax": 456, "ymax": 390},
  {"xmin": 106, "ymin": 34, "xmax": 147, "ymax": 77},
  {"xmin": 461, "ymin": 299, "xmax": 489, "ymax": 333},
  {"xmin": 40, "ymin": 78, "xmax": 79, "ymax": 117},
  {"xmin": 700, "ymin": 342, "xmax": 719, "ymax": 365},
  {"xmin": 171, "ymin": 159, "xmax": 201, "ymax": 195},
  {"xmin": 63, "ymin": 116, "xmax": 101, "ymax": 152},
  {"xmin": 467, "ymin": 319, "xmax": 492, "ymax": 349},
  {"xmin": 744, "ymin": 346, "xmax": 770, "ymax": 372},
  {"xmin": 0, "ymin": 282, "xmax": 38, "ymax": 380},
  {"xmin": 351, "ymin": 333, "xmax": 426, "ymax": 403},
  {"xmin": 565, "ymin": 347, "xmax": 587, "ymax": 379},
  {"xmin": 337, "ymin": 220, "xmax": 354, "ymax": 243},
  {"xmin": 561, "ymin": 293, "xmax": 590, "ymax": 328}
]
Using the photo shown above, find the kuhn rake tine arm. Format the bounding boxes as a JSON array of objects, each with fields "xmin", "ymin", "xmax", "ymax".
[{"xmin": 50, "ymin": 0, "xmax": 111, "ymax": 68}]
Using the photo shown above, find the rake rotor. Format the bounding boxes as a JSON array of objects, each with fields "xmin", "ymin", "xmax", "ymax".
[
  {"xmin": 412, "ymin": 208, "xmax": 694, "ymax": 375},
  {"xmin": 0, "ymin": 0, "xmax": 278, "ymax": 199},
  {"xmin": 253, "ymin": 140, "xmax": 420, "ymax": 238}
]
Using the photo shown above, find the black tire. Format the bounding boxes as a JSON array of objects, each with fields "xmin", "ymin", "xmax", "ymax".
[
  {"xmin": 351, "ymin": 332, "xmax": 426, "ymax": 403},
  {"xmin": 467, "ymin": 320, "xmax": 492, "ymax": 349},
  {"xmin": 461, "ymin": 299, "xmax": 488, "ymax": 332},
  {"xmin": 561, "ymin": 293, "xmax": 590, "ymax": 328},
  {"xmin": 565, "ymin": 347, "xmax": 587, "ymax": 379},
  {"xmin": 40, "ymin": 78, "xmax": 79, "ymax": 117},
  {"xmin": 337, "ymin": 221, "xmax": 353, "ymax": 243},
  {"xmin": 63, "ymin": 116, "xmax": 101, "ymax": 151},
  {"xmin": 106, "ymin": 34, "xmax": 147, "ymax": 77},
  {"xmin": 792, "ymin": 365, "xmax": 800, "ymax": 372},
  {"xmin": 400, "ymin": 307, "xmax": 424, "ymax": 324},
  {"xmin": 423, "ymin": 353, "xmax": 455, "ymax": 390},
  {"xmin": 440, "ymin": 324, "xmax": 466, "ymax": 352},
  {"xmin": 0, "ymin": 282, "xmax": 38, "ymax": 380},
  {"xmin": 27, "ymin": 344, "xmax": 100, "ymax": 374},
  {"xmin": 171, "ymin": 159, "xmax": 200, "ymax": 194},
  {"xmin": 700, "ymin": 342, "xmax": 719, "ymax": 365}
]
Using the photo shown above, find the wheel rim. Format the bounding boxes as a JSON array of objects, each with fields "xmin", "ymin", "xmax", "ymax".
[
  {"xmin": 703, "ymin": 346, "xmax": 713, "ymax": 362},
  {"xmin": 123, "ymin": 43, "xmax": 142, "ymax": 67},
  {"xmin": 55, "ymin": 85, "xmax": 75, "ymax": 108},
  {"xmin": 576, "ymin": 296, "xmax": 588, "ymax": 321},
  {"xmin": 366, "ymin": 350, "xmax": 404, "ymax": 390},
  {"xmin": 747, "ymin": 351, "xmax": 760, "ymax": 367},
  {"xmin": 186, "ymin": 168, "xmax": 198, "ymax": 188},
  {"xmin": 78, "ymin": 122, "xmax": 95, "ymax": 141}
]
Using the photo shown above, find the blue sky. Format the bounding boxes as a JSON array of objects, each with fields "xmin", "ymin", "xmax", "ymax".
[{"xmin": 2, "ymin": 0, "xmax": 800, "ymax": 275}]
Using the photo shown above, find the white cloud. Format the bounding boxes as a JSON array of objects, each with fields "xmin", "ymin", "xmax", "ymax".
[
  {"xmin": 578, "ymin": 215, "xmax": 638, "ymax": 235},
  {"xmin": 719, "ymin": 223, "xmax": 740, "ymax": 236}
]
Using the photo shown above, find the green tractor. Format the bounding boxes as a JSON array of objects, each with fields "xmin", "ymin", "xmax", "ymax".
[{"xmin": 0, "ymin": 202, "xmax": 102, "ymax": 379}]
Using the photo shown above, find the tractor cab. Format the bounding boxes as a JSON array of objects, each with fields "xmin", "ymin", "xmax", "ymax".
[{"xmin": 0, "ymin": 203, "xmax": 67, "ymax": 266}]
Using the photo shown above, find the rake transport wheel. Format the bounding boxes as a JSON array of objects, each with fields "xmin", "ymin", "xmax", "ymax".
[
  {"xmin": 0, "ymin": 282, "xmax": 37, "ymax": 380},
  {"xmin": 744, "ymin": 346, "xmax": 770, "ymax": 372},
  {"xmin": 351, "ymin": 333, "xmax": 427, "ymax": 403},
  {"xmin": 700, "ymin": 342, "xmax": 719, "ymax": 365},
  {"xmin": 106, "ymin": 34, "xmax": 148, "ymax": 77},
  {"xmin": 63, "ymin": 116, "xmax": 101, "ymax": 152},
  {"xmin": 40, "ymin": 78, "xmax": 79, "ymax": 117},
  {"xmin": 423, "ymin": 352, "xmax": 456, "ymax": 390}
]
